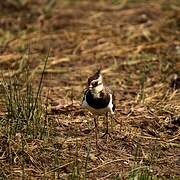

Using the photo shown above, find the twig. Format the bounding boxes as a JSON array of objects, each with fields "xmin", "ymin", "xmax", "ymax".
[
  {"xmin": 42, "ymin": 161, "xmax": 73, "ymax": 175},
  {"xmin": 87, "ymin": 158, "xmax": 128, "ymax": 173}
]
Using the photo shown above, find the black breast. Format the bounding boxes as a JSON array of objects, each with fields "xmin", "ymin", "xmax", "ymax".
[{"xmin": 86, "ymin": 90, "xmax": 110, "ymax": 109}]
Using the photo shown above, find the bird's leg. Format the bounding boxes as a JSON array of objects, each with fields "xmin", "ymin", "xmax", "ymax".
[
  {"xmin": 94, "ymin": 116, "xmax": 98, "ymax": 149},
  {"xmin": 101, "ymin": 112, "xmax": 110, "ymax": 138}
]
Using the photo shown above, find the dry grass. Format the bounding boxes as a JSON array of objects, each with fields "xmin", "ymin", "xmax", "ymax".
[{"xmin": 0, "ymin": 0, "xmax": 180, "ymax": 179}]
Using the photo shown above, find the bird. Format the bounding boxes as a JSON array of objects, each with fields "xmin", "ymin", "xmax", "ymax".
[{"xmin": 82, "ymin": 69, "xmax": 115, "ymax": 148}]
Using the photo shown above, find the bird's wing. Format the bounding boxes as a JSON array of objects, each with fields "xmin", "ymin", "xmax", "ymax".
[
  {"xmin": 104, "ymin": 86, "xmax": 113, "ymax": 94},
  {"xmin": 104, "ymin": 86, "xmax": 116, "ymax": 102}
]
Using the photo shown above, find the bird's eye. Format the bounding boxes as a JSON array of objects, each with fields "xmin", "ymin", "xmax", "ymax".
[{"xmin": 92, "ymin": 82, "xmax": 98, "ymax": 87}]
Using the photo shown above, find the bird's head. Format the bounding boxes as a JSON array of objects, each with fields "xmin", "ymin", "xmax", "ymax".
[{"xmin": 87, "ymin": 69, "xmax": 104, "ymax": 93}]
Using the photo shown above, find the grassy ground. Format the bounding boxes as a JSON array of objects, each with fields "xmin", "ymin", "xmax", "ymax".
[{"xmin": 0, "ymin": 0, "xmax": 180, "ymax": 179}]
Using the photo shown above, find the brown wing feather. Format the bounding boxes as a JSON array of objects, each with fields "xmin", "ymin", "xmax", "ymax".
[{"xmin": 104, "ymin": 86, "xmax": 116, "ymax": 112}]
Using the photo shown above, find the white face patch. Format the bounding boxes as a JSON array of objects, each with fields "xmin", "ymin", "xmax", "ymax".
[
  {"xmin": 90, "ymin": 75, "xmax": 103, "ymax": 93},
  {"xmin": 93, "ymin": 83, "xmax": 104, "ymax": 94}
]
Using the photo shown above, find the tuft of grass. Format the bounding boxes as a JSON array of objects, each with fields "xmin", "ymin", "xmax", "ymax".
[
  {"xmin": 127, "ymin": 143, "xmax": 154, "ymax": 180},
  {"xmin": 0, "ymin": 50, "xmax": 50, "ymax": 178},
  {"xmin": 128, "ymin": 165, "xmax": 154, "ymax": 180},
  {"xmin": 68, "ymin": 140, "xmax": 90, "ymax": 180},
  {"xmin": 1, "ymin": 51, "xmax": 49, "ymax": 140},
  {"xmin": 69, "ymin": 140, "xmax": 81, "ymax": 180}
]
